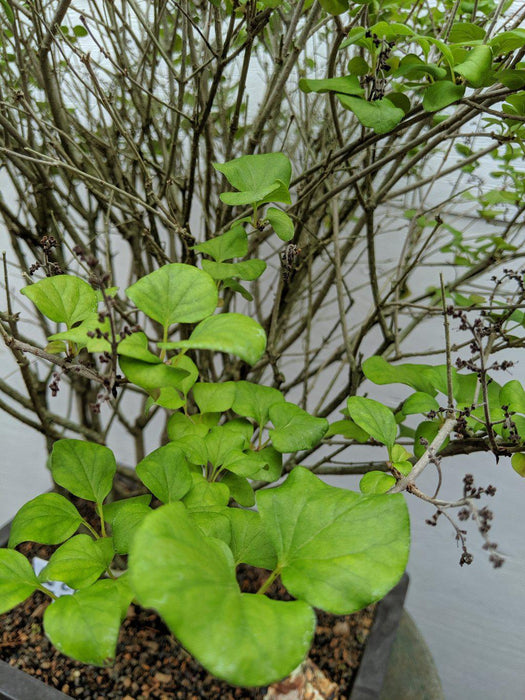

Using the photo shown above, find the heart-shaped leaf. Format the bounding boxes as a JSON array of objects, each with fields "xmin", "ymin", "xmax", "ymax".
[
  {"xmin": 204, "ymin": 426, "xmax": 248, "ymax": 469},
  {"xmin": 299, "ymin": 75, "xmax": 364, "ymax": 96},
  {"xmin": 325, "ymin": 420, "xmax": 369, "ymax": 442},
  {"xmin": 8, "ymin": 493, "xmax": 83, "ymax": 548},
  {"xmin": 192, "ymin": 224, "xmax": 248, "ymax": 262},
  {"xmin": 193, "ymin": 382, "xmax": 236, "ymax": 413},
  {"xmin": 402, "ymin": 392, "xmax": 440, "ymax": 415},
  {"xmin": 126, "ymin": 264, "xmax": 218, "ymax": 327},
  {"xmin": 257, "ymin": 467, "xmax": 409, "ymax": 613},
  {"xmin": 50, "ymin": 439, "xmax": 116, "ymax": 504},
  {"xmin": 118, "ymin": 356, "xmax": 188, "ymax": 392},
  {"xmin": 337, "ymin": 95, "xmax": 404, "ymax": 134},
  {"xmin": 500, "ymin": 380, "xmax": 525, "ymax": 414},
  {"xmin": 346, "ymin": 397, "xmax": 397, "ymax": 448},
  {"xmin": 214, "ymin": 153, "xmax": 292, "ymax": 204},
  {"xmin": 44, "ymin": 579, "xmax": 123, "ymax": 666},
  {"xmin": 266, "ymin": 207, "xmax": 295, "ymax": 242},
  {"xmin": 129, "ymin": 503, "xmax": 315, "ymax": 687},
  {"xmin": 161, "ymin": 313, "xmax": 267, "ymax": 366},
  {"xmin": 413, "ymin": 420, "xmax": 449, "ymax": 458},
  {"xmin": 111, "ymin": 503, "xmax": 153, "ymax": 554},
  {"xmin": 511, "ymin": 453, "xmax": 525, "ymax": 477},
  {"xmin": 136, "ymin": 443, "xmax": 193, "ymax": 503},
  {"xmin": 359, "ymin": 471, "xmax": 396, "ymax": 494},
  {"xmin": 182, "ymin": 473, "xmax": 230, "ymax": 509},
  {"xmin": 202, "ymin": 259, "xmax": 266, "ymax": 281},
  {"xmin": 220, "ymin": 472, "xmax": 255, "ymax": 507},
  {"xmin": 0, "ymin": 549, "xmax": 40, "ymax": 614},
  {"xmin": 269, "ymin": 402, "xmax": 328, "ymax": 453},
  {"xmin": 40, "ymin": 535, "xmax": 114, "ymax": 589},
  {"xmin": 226, "ymin": 509, "xmax": 277, "ymax": 569},
  {"xmin": 226, "ymin": 446, "xmax": 283, "ymax": 481},
  {"xmin": 21, "ymin": 275, "xmax": 97, "ymax": 327},
  {"xmin": 422, "ymin": 81, "xmax": 465, "ymax": 112},
  {"xmin": 362, "ymin": 356, "xmax": 440, "ymax": 395},
  {"xmin": 232, "ymin": 381, "xmax": 285, "ymax": 426},
  {"xmin": 454, "ymin": 45, "xmax": 492, "ymax": 87}
]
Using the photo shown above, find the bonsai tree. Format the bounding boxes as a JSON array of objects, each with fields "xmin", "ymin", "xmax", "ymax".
[{"xmin": 1, "ymin": 0, "xmax": 525, "ymax": 688}]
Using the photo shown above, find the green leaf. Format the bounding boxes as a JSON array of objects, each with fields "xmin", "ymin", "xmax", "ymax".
[
  {"xmin": 394, "ymin": 55, "xmax": 447, "ymax": 80},
  {"xmin": 390, "ymin": 444, "xmax": 412, "ymax": 463},
  {"xmin": 126, "ymin": 263, "xmax": 218, "ymax": 327},
  {"xmin": 0, "ymin": 0, "xmax": 15, "ymax": 23},
  {"xmin": 227, "ymin": 446, "xmax": 283, "ymax": 481},
  {"xmin": 337, "ymin": 95, "xmax": 404, "ymax": 134},
  {"xmin": 319, "ymin": 0, "xmax": 348, "ymax": 15},
  {"xmin": 40, "ymin": 535, "xmax": 114, "ymax": 589},
  {"xmin": 193, "ymin": 382, "xmax": 236, "ymax": 413},
  {"xmin": 414, "ymin": 421, "xmax": 449, "ymax": 458},
  {"xmin": 266, "ymin": 207, "xmax": 295, "ymax": 242},
  {"xmin": 192, "ymin": 224, "xmax": 248, "ymax": 262},
  {"xmin": 202, "ymin": 259, "xmax": 266, "ymax": 281},
  {"xmin": 47, "ymin": 313, "xmax": 111, "ymax": 351},
  {"xmin": 73, "ymin": 24, "xmax": 88, "ymax": 37},
  {"xmin": 325, "ymin": 419, "xmax": 369, "ymax": 442},
  {"xmin": 44, "ymin": 579, "xmax": 123, "ymax": 666},
  {"xmin": 118, "ymin": 356, "xmax": 188, "ymax": 392},
  {"xmin": 346, "ymin": 56, "xmax": 370, "ymax": 75},
  {"xmin": 50, "ymin": 439, "xmax": 116, "ymax": 504},
  {"xmin": 493, "ymin": 69, "xmax": 525, "ymax": 90},
  {"xmin": 117, "ymin": 332, "xmax": 162, "ymax": 363},
  {"xmin": 103, "ymin": 495, "xmax": 152, "ymax": 522},
  {"xmin": 8, "ymin": 493, "xmax": 83, "ymax": 548},
  {"xmin": 129, "ymin": 503, "xmax": 315, "ymax": 686},
  {"xmin": 232, "ymin": 381, "xmax": 285, "ymax": 426},
  {"xmin": 449, "ymin": 22, "xmax": 486, "ymax": 43},
  {"xmin": 370, "ymin": 21, "xmax": 416, "ymax": 39},
  {"xmin": 257, "ymin": 467, "xmax": 409, "ymax": 613},
  {"xmin": 189, "ymin": 508, "xmax": 231, "ymax": 542},
  {"xmin": 454, "ymin": 46, "xmax": 493, "ymax": 87},
  {"xmin": 220, "ymin": 472, "xmax": 255, "ymax": 507},
  {"xmin": 204, "ymin": 425, "xmax": 248, "ymax": 469},
  {"xmin": 136, "ymin": 444, "xmax": 193, "ymax": 503},
  {"xmin": 299, "ymin": 75, "xmax": 364, "ymax": 96},
  {"xmin": 269, "ymin": 402, "xmax": 328, "ymax": 453},
  {"xmin": 44, "ymin": 340, "xmax": 68, "ymax": 354},
  {"xmin": 490, "ymin": 29, "xmax": 525, "ymax": 55},
  {"xmin": 214, "ymin": 153, "xmax": 292, "ymax": 206},
  {"xmin": 422, "ymin": 81, "xmax": 465, "ymax": 112},
  {"xmin": 362, "ymin": 356, "xmax": 439, "ymax": 395},
  {"xmin": 500, "ymin": 380, "xmax": 525, "ymax": 414},
  {"xmin": 167, "ymin": 412, "xmax": 214, "ymax": 441},
  {"xmin": 402, "ymin": 392, "xmax": 440, "ymax": 415},
  {"xmin": 160, "ymin": 313, "xmax": 267, "ymax": 366},
  {"xmin": 346, "ymin": 397, "xmax": 396, "ymax": 448},
  {"xmin": 182, "ymin": 473, "xmax": 230, "ymax": 509},
  {"xmin": 226, "ymin": 509, "xmax": 277, "ymax": 569},
  {"xmin": 359, "ymin": 471, "xmax": 396, "ymax": 494},
  {"xmin": 222, "ymin": 279, "xmax": 253, "ymax": 301},
  {"xmin": 511, "ymin": 453, "xmax": 525, "ymax": 477},
  {"xmin": 21, "ymin": 275, "xmax": 97, "ymax": 327},
  {"xmin": 0, "ymin": 549, "xmax": 40, "ymax": 614},
  {"xmin": 110, "ymin": 502, "xmax": 153, "ymax": 554}
]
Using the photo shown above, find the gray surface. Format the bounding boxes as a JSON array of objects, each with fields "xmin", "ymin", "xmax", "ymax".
[
  {"xmin": 381, "ymin": 612, "xmax": 444, "ymax": 700},
  {"xmin": 0, "ymin": 660, "xmax": 68, "ymax": 700}
]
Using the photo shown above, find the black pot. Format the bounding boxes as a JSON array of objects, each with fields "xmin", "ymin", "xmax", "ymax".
[{"xmin": 0, "ymin": 522, "xmax": 442, "ymax": 700}]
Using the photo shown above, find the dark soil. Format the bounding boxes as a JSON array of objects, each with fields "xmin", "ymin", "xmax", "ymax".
[{"xmin": 0, "ymin": 494, "xmax": 375, "ymax": 699}]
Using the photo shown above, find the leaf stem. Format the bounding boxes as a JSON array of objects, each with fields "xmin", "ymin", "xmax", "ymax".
[
  {"xmin": 82, "ymin": 519, "xmax": 100, "ymax": 539},
  {"xmin": 96, "ymin": 503, "xmax": 107, "ymax": 538},
  {"xmin": 257, "ymin": 567, "xmax": 281, "ymax": 595},
  {"xmin": 38, "ymin": 585, "xmax": 58, "ymax": 601}
]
